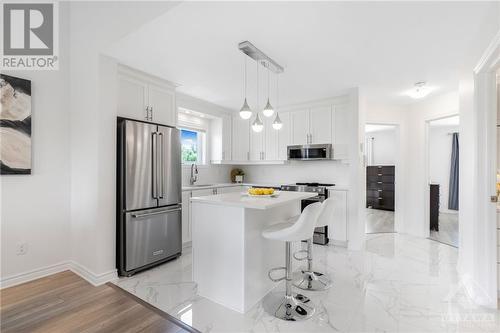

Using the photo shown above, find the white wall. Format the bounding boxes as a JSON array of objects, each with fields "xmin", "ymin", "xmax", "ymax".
[
  {"xmin": 405, "ymin": 92, "xmax": 459, "ymax": 237},
  {"xmin": 366, "ymin": 129, "xmax": 397, "ymax": 166},
  {"xmin": 0, "ymin": 3, "xmax": 71, "ymax": 284},
  {"xmin": 429, "ymin": 124, "xmax": 459, "ymax": 212}
]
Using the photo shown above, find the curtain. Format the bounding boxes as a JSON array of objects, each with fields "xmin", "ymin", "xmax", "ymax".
[{"xmin": 448, "ymin": 132, "xmax": 459, "ymax": 210}]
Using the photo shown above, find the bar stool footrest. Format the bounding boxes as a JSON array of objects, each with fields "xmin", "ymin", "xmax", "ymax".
[
  {"xmin": 268, "ymin": 266, "xmax": 286, "ymax": 282},
  {"xmin": 293, "ymin": 250, "xmax": 308, "ymax": 261}
]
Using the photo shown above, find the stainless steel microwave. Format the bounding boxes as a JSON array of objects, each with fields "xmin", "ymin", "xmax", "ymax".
[{"xmin": 287, "ymin": 144, "xmax": 333, "ymax": 160}]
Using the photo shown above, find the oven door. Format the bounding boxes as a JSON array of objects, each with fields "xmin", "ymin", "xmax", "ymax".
[
  {"xmin": 301, "ymin": 196, "xmax": 329, "ymax": 245},
  {"xmin": 301, "ymin": 195, "xmax": 325, "ymax": 211}
]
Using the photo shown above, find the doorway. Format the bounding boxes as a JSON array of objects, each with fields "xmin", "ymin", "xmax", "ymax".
[
  {"xmin": 365, "ymin": 124, "xmax": 398, "ymax": 234},
  {"xmin": 426, "ymin": 115, "xmax": 460, "ymax": 247}
]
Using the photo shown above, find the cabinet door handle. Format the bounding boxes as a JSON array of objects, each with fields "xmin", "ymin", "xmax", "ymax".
[
  {"xmin": 145, "ymin": 106, "xmax": 150, "ymax": 120},
  {"xmin": 150, "ymin": 106, "xmax": 153, "ymax": 121}
]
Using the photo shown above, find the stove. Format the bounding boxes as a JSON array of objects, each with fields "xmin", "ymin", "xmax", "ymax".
[{"xmin": 280, "ymin": 182, "xmax": 335, "ymax": 245}]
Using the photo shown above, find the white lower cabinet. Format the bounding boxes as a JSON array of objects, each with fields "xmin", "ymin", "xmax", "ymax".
[
  {"xmin": 181, "ymin": 191, "xmax": 192, "ymax": 244},
  {"xmin": 328, "ymin": 190, "xmax": 348, "ymax": 243}
]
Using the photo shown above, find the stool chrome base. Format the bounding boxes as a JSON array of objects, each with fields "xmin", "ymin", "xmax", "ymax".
[
  {"xmin": 293, "ymin": 269, "xmax": 332, "ymax": 291},
  {"xmin": 263, "ymin": 292, "xmax": 316, "ymax": 321}
]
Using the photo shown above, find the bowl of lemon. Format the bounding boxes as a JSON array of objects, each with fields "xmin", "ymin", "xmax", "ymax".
[{"xmin": 246, "ymin": 187, "xmax": 279, "ymax": 197}]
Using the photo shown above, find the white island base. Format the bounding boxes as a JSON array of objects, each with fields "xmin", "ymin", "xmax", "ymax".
[{"xmin": 191, "ymin": 191, "xmax": 316, "ymax": 313}]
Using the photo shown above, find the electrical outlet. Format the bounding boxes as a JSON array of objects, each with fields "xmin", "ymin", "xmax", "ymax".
[{"xmin": 16, "ymin": 243, "xmax": 28, "ymax": 255}]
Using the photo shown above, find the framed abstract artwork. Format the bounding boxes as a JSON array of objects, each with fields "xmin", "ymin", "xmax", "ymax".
[{"xmin": 0, "ymin": 74, "xmax": 32, "ymax": 175}]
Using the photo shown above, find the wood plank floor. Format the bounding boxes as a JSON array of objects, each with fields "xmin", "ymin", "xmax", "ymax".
[{"xmin": 0, "ymin": 271, "xmax": 197, "ymax": 333}]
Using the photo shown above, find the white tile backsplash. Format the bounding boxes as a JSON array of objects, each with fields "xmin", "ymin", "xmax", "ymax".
[{"xmin": 241, "ymin": 160, "xmax": 350, "ymax": 186}]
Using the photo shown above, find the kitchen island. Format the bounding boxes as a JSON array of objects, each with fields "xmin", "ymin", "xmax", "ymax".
[{"xmin": 190, "ymin": 191, "xmax": 317, "ymax": 313}]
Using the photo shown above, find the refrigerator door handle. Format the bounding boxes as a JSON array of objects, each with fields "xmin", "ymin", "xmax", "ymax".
[
  {"xmin": 152, "ymin": 132, "xmax": 158, "ymax": 199},
  {"xmin": 131, "ymin": 206, "xmax": 182, "ymax": 218},
  {"xmin": 159, "ymin": 132, "xmax": 165, "ymax": 199}
]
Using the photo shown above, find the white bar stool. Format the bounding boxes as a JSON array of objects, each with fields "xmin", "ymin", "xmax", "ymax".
[
  {"xmin": 261, "ymin": 202, "xmax": 322, "ymax": 321},
  {"xmin": 293, "ymin": 198, "xmax": 334, "ymax": 291}
]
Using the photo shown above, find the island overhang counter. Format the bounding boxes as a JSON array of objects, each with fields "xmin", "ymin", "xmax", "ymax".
[{"xmin": 190, "ymin": 191, "xmax": 317, "ymax": 313}]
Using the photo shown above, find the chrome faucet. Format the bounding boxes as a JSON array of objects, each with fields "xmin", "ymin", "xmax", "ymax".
[{"xmin": 190, "ymin": 163, "xmax": 198, "ymax": 185}]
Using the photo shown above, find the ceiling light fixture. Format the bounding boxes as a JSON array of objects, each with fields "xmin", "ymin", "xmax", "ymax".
[
  {"xmin": 272, "ymin": 74, "xmax": 282, "ymax": 130},
  {"xmin": 404, "ymin": 81, "xmax": 436, "ymax": 99},
  {"xmin": 239, "ymin": 55, "xmax": 252, "ymax": 119},
  {"xmin": 252, "ymin": 113, "xmax": 264, "ymax": 133},
  {"xmin": 262, "ymin": 63, "xmax": 274, "ymax": 117},
  {"xmin": 251, "ymin": 62, "xmax": 264, "ymax": 132}
]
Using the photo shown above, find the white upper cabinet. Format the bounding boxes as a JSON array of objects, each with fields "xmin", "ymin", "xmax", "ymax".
[
  {"xmin": 117, "ymin": 75, "xmax": 148, "ymax": 121},
  {"xmin": 210, "ymin": 115, "xmax": 232, "ymax": 163},
  {"xmin": 309, "ymin": 106, "xmax": 332, "ymax": 144},
  {"xmin": 222, "ymin": 115, "xmax": 232, "ymax": 161},
  {"xmin": 148, "ymin": 83, "xmax": 176, "ymax": 126},
  {"xmin": 264, "ymin": 116, "xmax": 278, "ymax": 160},
  {"xmin": 290, "ymin": 106, "xmax": 332, "ymax": 145},
  {"xmin": 117, "ymin": 66, "xmax": 176, "ymax": 127},
  {"xmin": 232, "ymin": 116, "xmax": 250, "ymax": 161},
  {"xmin": 277, "ymin": 112, "xmax": 291, "ymax": 160},
  {"xmin": 290, "ymin": 109, "xmax": 309, "ymax": 145},
  {"xmin": 332, "ymin": 104, "xmax": 350, "ymax": 160}
]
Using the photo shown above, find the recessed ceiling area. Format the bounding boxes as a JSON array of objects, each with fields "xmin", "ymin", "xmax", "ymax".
[{"xmin": 104, "ymin": 1, "xmax": 499, "ymax": 112}]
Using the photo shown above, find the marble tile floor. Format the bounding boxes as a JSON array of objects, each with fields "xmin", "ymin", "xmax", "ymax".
[
  {"xmin": 114, "ymin": 234, "xmax": 499, "ymax": 333},
  {"xmin": 429, "ymin": 212, "xmax": 459, "ymax": 248},
  {"xmin": 366, "ymin": 208, "xmax": 395, "ymax": 234}
]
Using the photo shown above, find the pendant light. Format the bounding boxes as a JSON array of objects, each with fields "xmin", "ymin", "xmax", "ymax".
[
  {"xmin": 272, "ymin": 74, "xmax": 282, "ymax": 130},
  {"xmin": 252, "ymin": 62, "xmax": 264, "ymax": 132},
  {"xmin": 252, "ymin": 113, "xmax": 264, "ymax": 132},
  {"xmin": 262, "ymin": 63, "xmax": 274, "ymax": 117},
  {"xmin": 239, "ymin": 56, "xmax": 252, "ymax": 119}
]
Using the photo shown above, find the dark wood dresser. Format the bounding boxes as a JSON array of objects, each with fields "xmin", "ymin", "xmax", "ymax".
[
  {"xmin": 366, "ymin": 165, "xmax": 395, "ymax": 211},
  {"xmin": 429, "ymin": 184, "xmax": 440, "ymax": 231}
]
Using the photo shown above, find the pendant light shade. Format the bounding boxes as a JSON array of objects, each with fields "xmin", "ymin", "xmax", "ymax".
[
  {"xmin": 262, "ymin": 98, "xmax": 274, "ymax": 117},
  {"xmin": 239, "ymin": 56, "xmax": 252, "ymax": 119},
  {"xmin": 272, "ymin": 112, "xmax": 283, "ymax": 130},
  {"xmin": 251, "ymin": 113, "xmax": 264, "ymax": 132},
  {"xmin": 239, "ymin": 98, "xmax": 252, "ymax": 119}
]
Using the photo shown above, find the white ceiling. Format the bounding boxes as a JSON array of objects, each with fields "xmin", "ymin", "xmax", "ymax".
[{"xmin": 105, "ymin": 1, "xmax": 499, "ymax": 112}]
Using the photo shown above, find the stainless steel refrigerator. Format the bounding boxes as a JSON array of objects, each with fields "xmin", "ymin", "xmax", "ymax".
[{"xmin": 116, "ymin": 117, "xmax": 182, "ymax": 276}]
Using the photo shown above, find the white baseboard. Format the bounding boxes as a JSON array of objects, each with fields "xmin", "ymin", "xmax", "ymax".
[
  {"xmin": 0, "ymin": 261, "xmax": 118, "ymax": 289},
  {"xmin": 67, "ymin": 261, "xmax": 118, "ymax": 286}
]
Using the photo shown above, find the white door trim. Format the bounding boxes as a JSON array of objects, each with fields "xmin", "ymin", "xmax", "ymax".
[
  {"xmin": 471, "ymin": 30, "xmax": 500, "ymax": 308},
  {"xmin": 423, "ymin": 113, "xmax": 459, "ymax": 239}
]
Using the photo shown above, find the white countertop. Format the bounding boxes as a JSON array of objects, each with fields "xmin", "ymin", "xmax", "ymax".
[
  {"xmin": 183, "ymin": 182, "xmax": 349, "ymax": 192},
  {"xmin": 182, "ymin": 183, "xmax": 281, "ymax": 191},
  {"xmin": 190, "ymin": 191, "xmax": 317, "ymax": 210}
]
